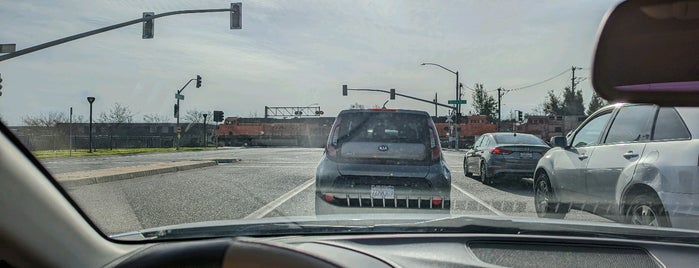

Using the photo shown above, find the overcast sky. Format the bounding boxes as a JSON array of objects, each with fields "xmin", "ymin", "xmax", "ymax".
[{"xmin": 0, "ymin": 0, "xmax": 619, "ymax": 125}]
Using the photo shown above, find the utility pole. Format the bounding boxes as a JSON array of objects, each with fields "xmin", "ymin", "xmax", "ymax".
[
  {"xmin": 455, "ymin": 71, "xmax": 460, "ymax": 149},
  {"xmin": 571, "ymin": 66, "xmax": 582, "ymax": 91},
  {"xmin": 69, "ymin": 107, "xmax": 73, "ymax": 156}
]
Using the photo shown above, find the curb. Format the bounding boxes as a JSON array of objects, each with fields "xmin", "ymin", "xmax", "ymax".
[{"xmin": 58, "ymin": 160, "xmax": 234, "ymax": 187}]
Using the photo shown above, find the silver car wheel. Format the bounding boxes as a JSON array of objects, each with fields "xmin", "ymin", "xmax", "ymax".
[
  {"xmin": 535, "ymin": 179, "xmax": 551, "ymax": 214},
  {"xmin": 630, "ymin": 204, "xmax": 659, "ymax": 227}
]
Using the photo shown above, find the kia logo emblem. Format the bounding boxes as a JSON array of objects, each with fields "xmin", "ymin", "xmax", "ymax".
[{"xmin": 378, "ymin": 145, "xmax": 389, "ymax": 151}]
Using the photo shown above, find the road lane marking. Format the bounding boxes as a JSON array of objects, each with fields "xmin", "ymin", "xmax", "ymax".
[
  {"xmin": 452, "ymin": 184, "xmax": 506, "ymax": 216},
  {"xmin": 244, "ymin": 178, "xmax": 314, "ymax": 219}
]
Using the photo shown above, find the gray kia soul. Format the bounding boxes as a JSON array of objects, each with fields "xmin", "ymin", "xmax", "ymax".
[{"xmin": 315, "ymin": 109, "xmax": 451, "ymax": 215}]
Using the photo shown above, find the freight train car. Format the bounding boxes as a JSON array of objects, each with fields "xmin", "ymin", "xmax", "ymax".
[
  {"xmin": 217, "ymin": 117, "xmax": 334, "ymax": 147},
  {"xmin": 216, "ymin": 114, "xmax": 496, "ymax": 148}
]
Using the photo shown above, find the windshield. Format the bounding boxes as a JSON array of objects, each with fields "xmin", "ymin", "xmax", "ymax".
[
  {"xmin": 493, "ymin": 134, "xmax": 546, "ymax": 145},
  {"xmin": 4, "ymin": 0, "xmax": 699, "ymax": 242}
]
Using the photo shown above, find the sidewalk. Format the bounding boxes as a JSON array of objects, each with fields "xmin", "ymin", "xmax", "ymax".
[{"xmin": 55, "ymin": 160, "xmax": 222, "ymax": 187}]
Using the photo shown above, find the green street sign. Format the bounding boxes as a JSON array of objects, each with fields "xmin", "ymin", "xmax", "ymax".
[
  {"xmin": 175, "ymin": 94, "xmax": 184, "ymax": 100},
  {"xmin": 448, "ymin": 100, "xmax": 466, "ymax": 104}
]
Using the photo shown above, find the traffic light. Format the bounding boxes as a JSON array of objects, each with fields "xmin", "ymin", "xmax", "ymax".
[
  {"xmin": 142, "ymin": 12, "xmax": 154, "ymax": 39},
  {"xmin": 342, "ymin": 85, "xmax": 348, "ymax": 96},
  {"xmin": 0, "ymin": 73, "xmax": 3, "ymax": 96},
  {"xmin": 517, "ymin": 111, "xmax": 523, "ymax": 122},
  {"xmin": 174, "ymin": 104, "xmax": 179, "ymax": 118},
  {"xmin": 213, "ymin": 110, "xmax": 224, "ymax": 122},
  {"xmin": 390, "ymin": 88, "xmax": 395, "ymax": 100},
  {"xmin": 196, "ymin": 75, "xmax": 202, "ymax": 88},
  {"xmin": 230, "ymin": 2, "xmax": 242, "ymax": 30}
]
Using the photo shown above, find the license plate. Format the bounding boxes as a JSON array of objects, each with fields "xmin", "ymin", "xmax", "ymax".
[
  {"xmin": 371, "ymin": 185, "xmax": 394, "ymax": 199},
  {"xmin": 520, "ymin": 152, "xmax": 533, "ymax": 159}
]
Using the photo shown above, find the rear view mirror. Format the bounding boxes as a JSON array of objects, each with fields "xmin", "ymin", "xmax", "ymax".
[
  {"xmin": 550, "ymin": 136, "xmax": 568, "ymax": 148},
  {"xmin": 592, "ymin": 0, "xmax": 699, "ymax": 106}
]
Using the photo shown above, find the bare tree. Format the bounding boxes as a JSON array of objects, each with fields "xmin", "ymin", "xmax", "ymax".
[
  {"xmin": 471, "ymin": 83, "xmax": 497, "ymax": 118},
  {"xmin": 184, "ymin": 110, "xmax": 210, "ymax": 123},
  {"xmin": 98, "ymin": 103, "xmax": 135, "ymax": 124},
  {"xmin": 96, "ymin": 103, "xmax": 135, "ymax": 150},
  {"xmin": 22, "ymin": 111, "xmax": 68, "ymax": 127},
  {"xmin": 143, "ymin": 113, "xmax": 169, "ymax": 123},
  {"xmin": 73, "ymin": 115, "xmax": 87, "ymax": 123}
]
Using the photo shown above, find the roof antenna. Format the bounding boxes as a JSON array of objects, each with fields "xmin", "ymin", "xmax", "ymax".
[{"xmin": 382, "ymin": 99, "xmax": 389, "ymax": 109}]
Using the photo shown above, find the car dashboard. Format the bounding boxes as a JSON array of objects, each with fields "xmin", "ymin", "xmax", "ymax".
[{"xmin": 107, "ymin": 233, "xmax": 699, "ymax": 268}]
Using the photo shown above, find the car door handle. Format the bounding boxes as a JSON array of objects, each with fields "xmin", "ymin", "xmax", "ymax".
[
  {"xmin": 577, "ymin": 154, "xmax": 588, "ymax": 160},
  {"xmin": 623, "ymin": 151, "xmax": 639, "ymax": 159}
]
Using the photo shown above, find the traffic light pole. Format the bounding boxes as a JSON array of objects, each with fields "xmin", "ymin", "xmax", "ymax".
[
  {"xmin": 176, "ymin": 78, "xmax": 195, "ymax": 151},
  {"xmin": 0, "ymin": 8, "xmax": 238, "ymax": 63},
  {"xmin": 343, "ymin": 87, "xmax": 456, "ymax": 110}
]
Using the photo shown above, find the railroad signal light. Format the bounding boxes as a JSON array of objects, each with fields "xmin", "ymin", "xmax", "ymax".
[
  {"xmin": 342, "ymin": 84, "xmax": 348, "ymax": 96},
  {"xmin": 142, "ymin": 12, "xmax": 154, "ymax": 39},
  {"xmin": 196, "ymin": 75, "xmax": 202, "ymax": 88},
  {"xmin": 390, "ymin": 88, "xmax": 395, "ymax": 100}
]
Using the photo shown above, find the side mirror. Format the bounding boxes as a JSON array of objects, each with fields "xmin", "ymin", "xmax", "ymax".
[{"xmin": 550, "ymin": 136, "xmax": 568, "ymax": 148}]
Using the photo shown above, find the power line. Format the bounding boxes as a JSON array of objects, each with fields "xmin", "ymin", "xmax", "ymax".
[{"xmin": 506, "ymin": 68, "xmax": 570, "ymax": 92}]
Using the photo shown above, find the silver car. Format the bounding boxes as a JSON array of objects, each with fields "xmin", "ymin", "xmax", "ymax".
[
  {"xmin": 315, "ymin": 109, "xmax": 451, "ymax": 215},
  {"xmin": 535, "ymin": 103, "xmax": 699, "ymax": 229},
  {"xmin": 464, "ymin": 133, "xmax": 550, "ymax": 184}
]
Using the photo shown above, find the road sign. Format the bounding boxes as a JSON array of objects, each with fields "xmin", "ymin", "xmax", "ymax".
[
  {"xmin": 447, "ymin": 100, "xmax": 467, "ymax": 105},
  {"xmin": 177, "ymin": 126, "xmax": 182, "ymax": 133},
  {"xmin": 175, "ymin": 94, "xmax": 184, "ymax": 100}
]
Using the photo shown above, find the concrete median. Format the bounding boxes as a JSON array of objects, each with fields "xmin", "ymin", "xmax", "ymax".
[{"xmin": 55, "ymin": 160, "xmax": 230, "ymax": 187}]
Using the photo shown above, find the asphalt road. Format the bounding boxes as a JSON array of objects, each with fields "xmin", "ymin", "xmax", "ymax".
[{"xmin": 58, "ymin": 147, "xmax": 611, "ymax": 235}]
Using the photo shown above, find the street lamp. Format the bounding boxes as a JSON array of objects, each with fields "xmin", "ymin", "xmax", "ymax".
[
  {"xmin": 421, "ymin": 62, "xmax": 461, "ymax": 149},
  {"xmin": 87, "ymin": 97, "xmax": 95, "ymax": 153}
]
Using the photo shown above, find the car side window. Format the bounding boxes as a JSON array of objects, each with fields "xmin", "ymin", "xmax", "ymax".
[
  {"xmin": 652, "ymin": 107, "xmax": 690, "ymax": 140},
  {"xmin": 571, "ymin": 112, "xmax": 612, "ymax": 148},
  {"xmin": 483, "ymin": 137, "xmax": 492, "ymax": 148},
  {"xmin": 474, "ymin": 136, "xmax": 484, "ymax": 149},
  {"xmin": 604, "ymin": 105, "xmax": 654, "ymax": 144}
]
